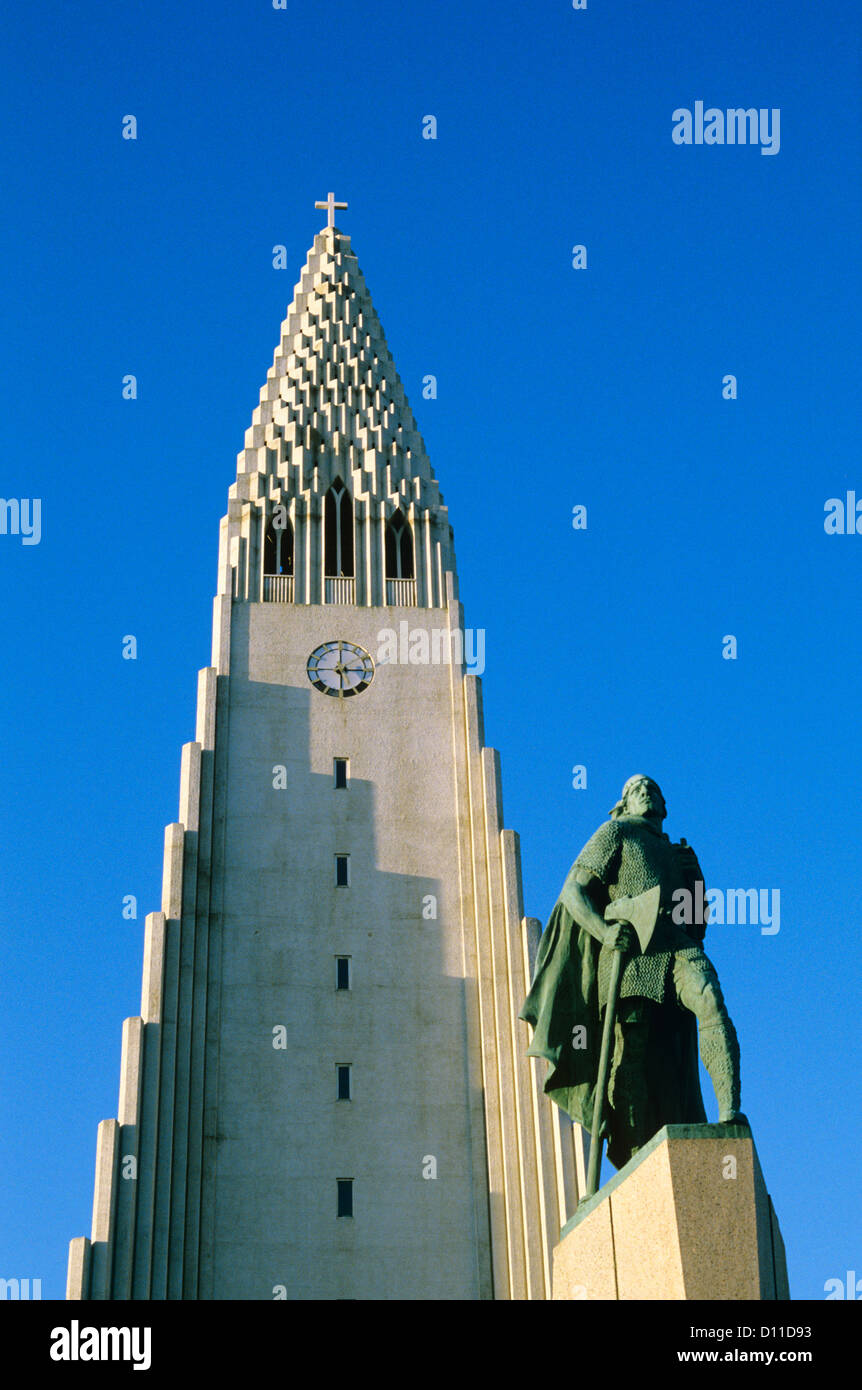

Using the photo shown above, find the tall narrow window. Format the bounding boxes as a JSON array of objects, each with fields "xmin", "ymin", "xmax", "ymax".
[
  {"xmin": 335, "ymin": 854, "xmax": 349, "ymax": 887},
  {"xmin": 337, "ymin": 1179, "xmax": 353, "ymax": 1217},
  {"xmin": 333, "ymin": 757, "xmax": 349, "ymax": 789},
  {"xmin": 324, "ymin": 480, "xmax": 354, "ymax": 577},
  {"xmin": 335, "ymin": 957, "xmax": 351, "ymax": 991},
  {"xmin": 263, "ymin": 511, "xmax": 294, "ymax": 575},
  {"xmin": 336, "ymin": 1064, "xmax": 352, "ymax": 1100},
  {"xmin": 385, "ymin": 511, "xmax": 414, "ymax": 580}
]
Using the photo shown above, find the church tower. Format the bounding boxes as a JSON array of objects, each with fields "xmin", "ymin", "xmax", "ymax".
[{"xmin": 67, "ymin": 203, "xmax": 584, "ymax": 1300}]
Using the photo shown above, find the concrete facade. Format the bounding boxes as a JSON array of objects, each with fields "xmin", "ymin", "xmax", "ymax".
[{"xmin": 67, "ymin": 225, "xmax": 584, "ymax": 1300}]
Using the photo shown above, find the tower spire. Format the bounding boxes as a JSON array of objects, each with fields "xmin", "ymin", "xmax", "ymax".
[{"xmin": 225, "ymin": 221, "xmax": 454, "ymax": 608}]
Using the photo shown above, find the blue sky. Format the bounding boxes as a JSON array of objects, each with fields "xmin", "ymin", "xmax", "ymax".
[{"xmin": 1, "ymin": 0, "xmax": 860, "ymax": 1300}]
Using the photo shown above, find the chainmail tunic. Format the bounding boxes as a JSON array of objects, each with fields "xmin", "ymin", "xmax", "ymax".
[{"xmin": 573, "ymin": 816, "xmax": 704, "ymax": 1006}]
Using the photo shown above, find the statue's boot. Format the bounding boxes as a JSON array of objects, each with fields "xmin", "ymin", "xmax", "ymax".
[{"xmin": 698, "ymin": 1015, "xmax": 747, "ymax": 1126}]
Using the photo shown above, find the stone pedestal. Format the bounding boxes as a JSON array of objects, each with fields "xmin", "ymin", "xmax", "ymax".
[{"xmin": 553, "ymin": 1124, "xmax": 789, "ymax": 1300}]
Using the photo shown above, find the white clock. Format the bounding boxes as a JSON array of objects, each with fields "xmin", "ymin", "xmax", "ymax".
[{"xmin": 307, "ymin": 640, "xmax": 374, "ymax": 698}]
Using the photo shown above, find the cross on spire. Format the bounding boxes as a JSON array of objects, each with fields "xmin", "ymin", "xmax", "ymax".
[{"xmin": 315, "ymin": 191, "xmax": 348, "ymax": 228}]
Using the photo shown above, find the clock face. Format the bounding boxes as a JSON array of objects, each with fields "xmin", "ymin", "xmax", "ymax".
[{"xmin": 307, "ymin": 640, "xmax": 374, "ymax": 698}]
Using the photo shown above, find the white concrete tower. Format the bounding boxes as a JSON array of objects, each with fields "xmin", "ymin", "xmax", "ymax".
[{"xmin": 67, "ymin": 210, "xmax": 584, "ymax": 1301}]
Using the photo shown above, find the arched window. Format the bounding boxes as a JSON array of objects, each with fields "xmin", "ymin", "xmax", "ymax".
[
  {"xmin": 325, "ymin": 481, "xmax": 354, "ymax": 577},
  {"xmin": 264, "ymin": 509, "xmax": 294, "ymax": 575},
  {"xmin": 385, "ymin": 510, "xmax": 414, "ymax": 580}
]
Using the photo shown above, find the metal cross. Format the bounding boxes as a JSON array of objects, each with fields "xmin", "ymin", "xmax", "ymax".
[{"xmin": 315, "ymin": 192, "xmax": 348, "ymax": 228}]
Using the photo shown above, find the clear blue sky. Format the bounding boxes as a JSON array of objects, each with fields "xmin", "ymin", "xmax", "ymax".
[{"xmin": 1, "ymin": 0, "xmax": 859, "ymax": 1300}]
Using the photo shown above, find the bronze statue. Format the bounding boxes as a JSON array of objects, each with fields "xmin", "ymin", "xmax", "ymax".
[{"xmin": 521, "ymin": 776, "xmax": 746, "ymax": 1182}]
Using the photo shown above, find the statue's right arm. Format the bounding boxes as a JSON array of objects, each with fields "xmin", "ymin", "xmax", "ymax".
[{"xmin": 559, "ymin": 868, "xmax": 614, "ymax": 946}]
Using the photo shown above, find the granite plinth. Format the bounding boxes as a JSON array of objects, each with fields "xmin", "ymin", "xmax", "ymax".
[{"xmin": 552, "ymin": 1124, "xmax": 789, "ymax": 1301}]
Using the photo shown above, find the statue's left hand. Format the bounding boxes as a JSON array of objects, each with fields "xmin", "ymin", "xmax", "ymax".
[{"xmin": 676, "ymin": 840, "xmax": 702, "ymax": 879}]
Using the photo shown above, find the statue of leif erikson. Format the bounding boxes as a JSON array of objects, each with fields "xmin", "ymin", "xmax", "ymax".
[{"xmin": 521, "ymin": 776, "xmax": 748, "ymax": 1187}]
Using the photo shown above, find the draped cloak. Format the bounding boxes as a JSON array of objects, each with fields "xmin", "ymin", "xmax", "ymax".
[{"xmin": 520, "ymin": 815, "xmax": 709, "ymax": 1170}]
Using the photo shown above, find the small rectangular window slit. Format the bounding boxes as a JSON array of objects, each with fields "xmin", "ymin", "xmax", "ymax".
[
  {"xmin": 337, "ymin": 1179, "xmax": 353, "ymax": 1218},
  {"xmin": 336, "ymin": 1064, "xmax": 351, "ymax": 1100},
  {"xmin": 335, "ymin": 957, "xmax": 351, "ymax": 990},
  {"xmin": 335, "ymin": 854, "xmax": 349, "ymax": 887},
  {"xmin": 334, "ymin": 757, "xmax": 349, "ymax": 789}
]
